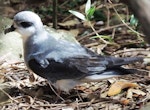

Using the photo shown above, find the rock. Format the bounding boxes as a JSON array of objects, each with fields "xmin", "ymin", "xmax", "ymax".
[
  {"xmin": 0, "ymin": 32, "xmax": 23, "ymax": 62},
  {"xmin": 0, "ymin": 18, "xmax": 79, "ymax": 63},
  {"xmin": 0, "ymin": 16, "xmax": 23, "ymax": 63}
]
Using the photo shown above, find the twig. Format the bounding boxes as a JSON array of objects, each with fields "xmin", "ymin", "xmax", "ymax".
[
  {"xmin": 112, "ymin": 28, "xmax": 116, "ymax": 39},
  {"xmin": 88, "ymin": 21, "xmax": 109, "ymax": 44},
  {"xmin": 48, "ymin": 82, "xmax": 65, "ymax": 101},
  {"xmin": 62, "ymin": 14, "xmax": 73, "ymax": 22},
  {"xmin": 0, "ymin": 88, "xmax": 18, "ymax": 103},
  {"xmin": 108, "ymin": 0, "xmax": 144, "ymax": 37},
  {"xmin": 26, "ymin": 96, "xmax": 36, "ymax": 110},
  {"xmin": 60, "ymin": 0, "xmax": 70, "ymax": 7},
  {"xmin": 84, "ymin": 42, "xmax": 99, "ymax": 48},
  {"xmin": 52, "ymin": 0, "xmax": 58, "ymax": 29},
  {"xmin": 112, "ymin": 48, "xmax": 149, "ymax": 56},
  {"xmin": 77, "ymin": 23, "xmax": 130, "ymax": 41},
  {"xmin": 106, "ymin": 4, "xmax": 110, "ymax": 27}
]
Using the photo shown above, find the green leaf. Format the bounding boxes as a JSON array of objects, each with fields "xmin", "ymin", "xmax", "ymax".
[
  {"xmin": 130, "ymin": 14, "xmax": 138, "ymax": 26},
  {"xmin": 90, "ymin": 35, "xmax": 113, "ymax": 42},
  {"xmin": 69, "ymin": 10, "xmax": 86, "ymax": 21},
  {"xmin": 85, "ymin": 0, "xmax": 91, "ymax": 15},
  {"xmin": 86, "ymin": 6, "xmax": 96, "ymax": 20}
]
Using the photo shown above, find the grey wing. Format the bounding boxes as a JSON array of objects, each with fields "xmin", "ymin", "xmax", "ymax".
[
  {"xmin": 68, "ymin": 56, "xmax": 143, "ymax": 74},
  {"xmin": 28, "ymin": 55, "xmax": 143, "ymax": 82},
  {"xmin": 28, "ymin": 56, "xmax": 107, "ymax": 82}
]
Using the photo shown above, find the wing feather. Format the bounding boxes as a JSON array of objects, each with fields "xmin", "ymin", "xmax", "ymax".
[{"xmin": 28, "ymin": 55, "xmax": 143, "ymax": 82}]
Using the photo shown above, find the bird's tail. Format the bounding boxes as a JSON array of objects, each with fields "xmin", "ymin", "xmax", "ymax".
[
  {"xmin": 81, "ymin": 57, "xmax": 144, "ymax": 82},
  {"xmin": 105, "ymin": 57, "xmax": 144, "ymax": 68},
  {"xmin": 81, "ymin": 67, "xmax": 143, "ymax": 82}
]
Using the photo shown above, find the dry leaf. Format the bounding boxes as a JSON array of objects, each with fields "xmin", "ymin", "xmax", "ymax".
[
  {"xmin": 83, "ymin": 21, "xmax": 95, "ymax": 28},
  {"xmin": 141, "ymin": 102, "xmax": 150, "ymax": 110},
  {"xmin": 127, "ymin": 88, "xmax": 146, "ymax": 99},
  {"xmin": 62, "ymin": 107, "xmax": 74, "ymax": 110},
  {"xmin": 107, "ymin": 78, "xmax": 117, "ymax": 84},
  {"xmin": 120, "ymin": 99, "xmax": 130, "ymax": 105},
  {"xmin": 126, "ymin": 88, "xmax": 133, "ymax": 99},
  {"xmin": 144, "ymin": 54, "xmax": 150, "ymax": 64},
  {"xmin": 107, "ymin": 81, "xmax": 139, "ymax": 96},
  {"xmin": 58, "ymin": 19, "xmax": 80, "ymax": 27},
  {"xmin": 76, "ymin": 85, "xmax": 92, "ymax": 93},
  {"xmin": 101, "ymin": 91, "xmax": 108, "ymax": 98}
]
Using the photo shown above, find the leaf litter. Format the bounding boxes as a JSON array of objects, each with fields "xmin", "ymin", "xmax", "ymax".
[
  {"xmin": 0, "ymin": 51, "xmax": 149, "ymax": 110},
  {"xmin": 1, "ymin": 0, "xmax": 150, "ymax": 109}
]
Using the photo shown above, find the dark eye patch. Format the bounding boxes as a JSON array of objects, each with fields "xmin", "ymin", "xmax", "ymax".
[{"xmin": 20, "ymin": 22, "xmax": 32, "ymax": 28}]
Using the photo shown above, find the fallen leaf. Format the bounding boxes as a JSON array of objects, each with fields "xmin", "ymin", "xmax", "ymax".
[
  {"xmin": 120, "ymin": 98, "xmax": 130, "ymax": 105},
  {"xmin": 144, "ymin": 54, "xmax": 150, "ymax": 64},
  {"xmin": 107, "ymin": 81, "xmax": 139, "ymax": 96},
  {"xmin": 101, "ymin": 91, "xmax": 108, "ymax": 98},
  {"xmin": 107, "ymin": 78, "xmax": 117, "ymax": 84},
  {"xmin": 127, "ymin": 88, "xmax": 146, "ymax": 99},
  {"xmin": 76, "ymin": 85, "xmax": 92, "ymax": 93},
  {"xmin": 58, "ymin": 19, "xmax": 80, "ymax": 27},
  {"xmin": 126, "ymin": 88, "xmax": 133, "ymax": 99},
  {"xmin": 62, "ymin": 107, "xmax": 74, "ymax": 110},
  {"xmin": 141, "ymin": 102, "xmax": 150, "ymax": 110}
]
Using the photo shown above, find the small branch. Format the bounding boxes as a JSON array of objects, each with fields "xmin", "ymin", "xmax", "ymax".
[
  {"xmin": 77, "ymin": 23, "xmax": 130, "ymax": 41},
  {"xmin": 108, "ymin": 0, "xmax": 144, "ymax": 37},
  {"xmin": 88, "ymin": 21, "xmax": 109, "ymax": 44},
  {"xmin": 53, "ymin": 0, "xmax": 58, "ymax": 29}
]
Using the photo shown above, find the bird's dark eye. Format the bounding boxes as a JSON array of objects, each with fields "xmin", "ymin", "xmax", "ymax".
[{"xmin": 20, "ymin": 22, "xmax": 32, "ymax": 28}]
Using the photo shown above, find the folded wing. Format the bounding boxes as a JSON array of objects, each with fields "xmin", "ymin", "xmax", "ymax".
[{"xmin": 28, "ymin": 55, "xmax": 143, "ymax": 82}]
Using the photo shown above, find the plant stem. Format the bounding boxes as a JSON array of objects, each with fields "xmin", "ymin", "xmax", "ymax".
[{"xmin": 88, "ymin": 21, "xmax": 109, "ymax": 44}]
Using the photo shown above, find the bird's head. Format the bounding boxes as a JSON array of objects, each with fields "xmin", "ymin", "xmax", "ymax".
[{"xmin": 5, "ymin": 11, "xmax": 44, "ymax": 38}]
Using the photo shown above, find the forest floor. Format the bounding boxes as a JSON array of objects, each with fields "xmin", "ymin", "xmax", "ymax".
[{"xmin": 0, "ymin": 0, "xmax": 150, "ymax": 109}]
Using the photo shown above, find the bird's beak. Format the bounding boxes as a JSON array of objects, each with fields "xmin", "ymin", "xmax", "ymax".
[{"xmin": 4, "ymin": 25, "xmax": 16, "ymax": 34}]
